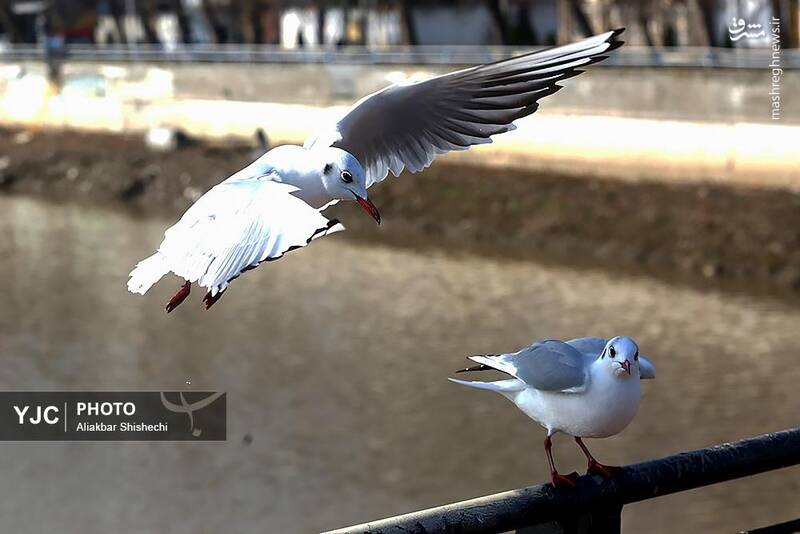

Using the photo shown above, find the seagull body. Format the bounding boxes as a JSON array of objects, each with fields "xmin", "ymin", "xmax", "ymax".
[
  {"xmin": 450, "ymin": 336, "xmax": 655, "ymax": 488},
  {"xmin": 128, "ymin": 30, "xmax": 625, "ymax": 311}
]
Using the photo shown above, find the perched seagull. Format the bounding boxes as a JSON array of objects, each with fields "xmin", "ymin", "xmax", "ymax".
[
  {"xmin": 449, "ymin": 336, "xmax": 655, "ymax": 488},
  {"xmin": 128, "ymin": 29, "xmax": 625, "ymax": 311}
]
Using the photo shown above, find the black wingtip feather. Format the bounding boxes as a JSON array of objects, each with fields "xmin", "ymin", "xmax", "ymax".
[
  {"xmin": 607, "ymin": 28, "xmax": 626, "ymax": 51},
  {"xmin": 456, "ymin": 353, "xmax": 500, "ymax": 374},
  {"xmin": 606, "ymin": 40, "xmax": 625, "ymax": 53},
  {"xmin": 584, "ymin": 55, "xmax": 610, "ymax": 67},
  {"xmin": 551, "ymin": 69, "xmax": 585, "ymax": 83},
  {"xmin": 456, "ymin": 364, "xmax": 493, "ymax": 374},
  {"xmin": 455, "ymin": 354, "xmax": 518, "ymax": 377},
  {"xmin": 456, "ymin": 354, "xmax": 497, "ymax": 373}
]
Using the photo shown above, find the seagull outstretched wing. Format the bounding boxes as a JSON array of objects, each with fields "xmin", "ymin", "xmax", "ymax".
[
  {"xmin": 127, "ymin": 180, "xmax": 343, "ymax": 297},
  {"xmin": 306, "ymin": 29, "xmax": 624, "ymax": 188}
]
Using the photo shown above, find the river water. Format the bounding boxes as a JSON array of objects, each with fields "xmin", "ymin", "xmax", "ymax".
[{"xmin": 0, "ymin": 195, "xmax": 798, "ymax": 533}]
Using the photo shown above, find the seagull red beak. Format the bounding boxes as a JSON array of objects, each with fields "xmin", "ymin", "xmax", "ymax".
[
  {"xmin": 356, "ymin": 195, "xmax": 381, "ymax": 225},
  {"xmin": 621, "ymin": 360, "xmax": 631, "ymax": 375}
]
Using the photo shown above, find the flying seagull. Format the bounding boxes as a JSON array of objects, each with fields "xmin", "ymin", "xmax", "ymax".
[
  {"xmin": 128, "ymin": 29, "xmax": 625, "ymax": 311},
  {"xmin": 449, "ymin": 336, "xmax": 655, "ymax": 488}
]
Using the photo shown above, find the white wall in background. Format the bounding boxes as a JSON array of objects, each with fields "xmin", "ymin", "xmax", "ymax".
[
  {"xmin": 323, "ymin": 8, "xmax": 345, "ymax": 46},
  {"xmin": 281, "ymin": 8, "xmax": 320, "ymax": 49},
  {"xmin": 122, "ymin": 14, "xmax": 145, "ymax": 44},
  {"xmin": 182, "ymin": 0, "xmax": 213, "ymax": 44},
  {"xmin": 155, "ymin": 14, "xmax": 180, "ymax": 51},
  {"xmin": 95, "ymin": 15, "xmax": 121, "ymax": 45},
  {"xmin": 366, "ymin": 9, "xmax": 402, "ymax": 46}
]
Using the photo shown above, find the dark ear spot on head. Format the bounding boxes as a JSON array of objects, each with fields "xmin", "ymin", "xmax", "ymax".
[{"xmin": 323, "ymin": 163, "xmax": 332, "ymax": 174}]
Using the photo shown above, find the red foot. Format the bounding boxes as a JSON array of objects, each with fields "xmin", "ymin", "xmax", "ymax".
[
  {"xmin": 587, "ymin": 460, "xmax": 621, "ymax": 480},
  {"xmin": 165, "ymin": 282, "xmax": 191, "ymax": 313},
  {"xmin": 550, "ymin": 471, "xmax": 579, "ymax": 489},
  {"xmin": 202, "ymin": 290, "xmax": 224, "ymax": 310}
]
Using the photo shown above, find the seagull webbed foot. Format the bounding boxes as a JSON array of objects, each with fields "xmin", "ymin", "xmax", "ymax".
[
  {"xmin": 587, "ymin": 460, "xmax": 621, "ymax": 480},
  {"xmin": 202, "ymin": 289, "xmax": 224, "ymax": 310},
  {"xmin": 165, "ymin": 282, "xmax": 191, "ymax": 313},
  {"xmin": 550, "ymin": 471, "xmax": 579, "ymax": 489}
]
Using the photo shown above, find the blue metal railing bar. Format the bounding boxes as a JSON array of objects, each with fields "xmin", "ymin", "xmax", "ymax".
[{"xmin": 323, "ymin": 427, "xmax": 800, "ymax": 534}]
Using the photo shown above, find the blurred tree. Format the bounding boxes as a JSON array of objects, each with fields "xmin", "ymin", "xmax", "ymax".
[
  {"xmin": 317, "ymin": 2, "xmax": 325, "ymax": 46},
  {"xmin": 201, "ymin": 0, "xmax": 226, "ymax": 42},
  {"xmin": 399, "ymin": 0, "xmax": 417, "ymax": 45},
  {"xmin": 486, "ymin": 0, "xmax": 510, "ymax": 43},
  {"xmin": 771, "ymin": 0, "xmax": 798, "ymax": 48},
  {"xmin": 239, "ymin": 0, "xmax": 258, "ymax": 43},
  {"xmin": 259, "ymin": 1, "xmax": 280, "ymax": 44},
  {"xmin": 696, "ymin": 0, "xmax": 727, "ymax": 47},
  {"xmin": 344, "ymin": 3, "xmax": 365, "ymax": 45},
  {"xmin": 109, "ymin": 0, "xmax": 129, "ymax": 43},
  {"xmin": 509, "ymin": 3, "xmax": 537, "ymax": 45},
  {"xmin": 138, "ymin": 0, "xmax": 161, "ymax": 44},
  {"xmin": 168, "ymin": 0, "xmax": 193, "ymax": 43},
  {"xmin": 568, "ymin": 0, "xmax": 595, "ymax": 36},
  {"xmin": 0, "ymin": 0, "xmax": 22, "ymax": 42}
]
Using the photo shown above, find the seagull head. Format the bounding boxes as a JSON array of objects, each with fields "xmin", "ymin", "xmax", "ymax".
[
  {"xmin": 320, "ymin": 147, "xmax": 380, "ymax": 225},
  {"xmin": 600, "ymin": 336, "xmax": 640, "ymax": 379}
]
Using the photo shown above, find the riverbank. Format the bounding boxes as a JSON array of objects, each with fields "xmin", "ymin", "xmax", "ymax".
[{"xmin": 2, "ymin": 126, "xmax": 799, "ymax": 300}]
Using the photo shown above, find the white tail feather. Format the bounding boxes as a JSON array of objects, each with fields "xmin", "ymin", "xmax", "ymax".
[
  {"xmin": 468, "ymin": 355, "xmax": 517, "ymax": 377},
  {"xmin": 127, "ymin": 253, "xmax": 170, "ymax": 295},
  {"xmin": 448, "ymin": 377, "xmax": 525, "ymax": 393}
]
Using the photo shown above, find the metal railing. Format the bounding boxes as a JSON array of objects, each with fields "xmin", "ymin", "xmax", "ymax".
[
  {"xmin": 1, "ymin": 43, "xmax": 798, "ymax": 69},
  {"xmin": 324, "ymin": 427, "xmax": 800, "ymax": 534}
]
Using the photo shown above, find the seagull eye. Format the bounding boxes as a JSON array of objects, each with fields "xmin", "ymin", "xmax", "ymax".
[
  {"xmin": 608, "ymin": 346, "xmax": 616, "ymax": 358},
  {"xmin": 341, "ymin": 170, "xmax": 353, "ymax": 183}
]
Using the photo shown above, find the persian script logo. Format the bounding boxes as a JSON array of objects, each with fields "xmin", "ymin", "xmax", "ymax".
[
  {"xmin": 728, "ymin": 17, "xmax": 766, "ymax": 41},
  {"xmin": 160, "ymin": 392, "xmax": 224, "ymax": 437}
]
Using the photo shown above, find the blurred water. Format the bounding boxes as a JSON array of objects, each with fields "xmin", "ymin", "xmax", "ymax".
[{"xmin": 0, "ymin": 195, "xmax": 798, "ymax": 534}]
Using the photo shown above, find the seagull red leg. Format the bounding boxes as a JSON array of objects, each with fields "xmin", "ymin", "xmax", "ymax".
[
  {"xmin": 575, "ymin": 437, "xmax": 621, "ymax": 479},
  {"xmin": 165, "ymin": 281, "xmax": 191, "ymax": 313},
  {"xmin": 202, "ymin": 289, "xmax": 225, "ymax": 310},
  {"xmin": 544, "ymin": 435, "xmax": 578, "ymax": 489}
]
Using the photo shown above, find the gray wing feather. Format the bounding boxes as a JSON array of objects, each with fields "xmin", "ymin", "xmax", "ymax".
[
  {"xmin": 639, "ymin": 356, "xmax": 656, "ymax": 379},
  {"xmin": 305, "ymin": 30, "xmax": 624, "ymax": 187},
  {"xmin": 566, "ymin": 337, "xmax": 607, "ymax": 356},
  {"xmin": 473, "ymin": 340, "xmax": 591, "ymax": 392}
]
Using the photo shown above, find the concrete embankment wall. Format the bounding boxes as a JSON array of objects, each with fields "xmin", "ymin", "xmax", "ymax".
[{"xmin": 0, "ymin": 60, "xmax": 797, "ymax": 188}]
